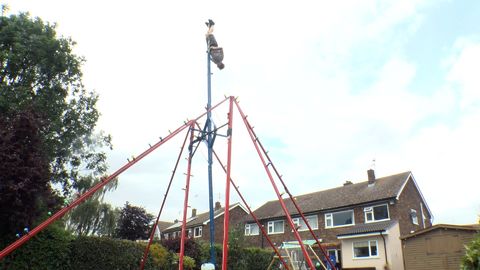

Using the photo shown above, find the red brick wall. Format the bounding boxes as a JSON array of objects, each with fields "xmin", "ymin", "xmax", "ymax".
[
  {"xmin": 244, "ymin": 178, "xmax": 432, "ymax": 247},
  {"xmin": 201, "ymin": 205, "xmax": 249, "ymax": 243},
  {"xmin": 390, "ymin": 177, "xmax": 432, "ymax": 236}
]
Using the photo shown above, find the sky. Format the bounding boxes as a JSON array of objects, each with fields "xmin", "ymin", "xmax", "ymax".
[{"xmin": 5, "ymin": 0, "xmax": 480, "ymax": 225}]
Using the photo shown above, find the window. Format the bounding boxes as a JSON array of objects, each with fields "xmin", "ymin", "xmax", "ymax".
[
  {"xmin": 187, "ymin": 228, "xmax": 192, "ymax": 238},
  {"xmin": 194, "ymin": 226, "xmax": 202, "ymax": 238},
  {"xmin": 327, "ymin": 249, "xmax": 341, "ymax": 263},
  {"xmin": 164, "ymin": 233, "xmax": 169, "ymax": 239},
  {"xmin": 353, "ymin": 240, "xmax": 378, "ymax": 258},
  {"xmin": 325, "ymin": 210, "xmax": 354, "ymax": 228},
  {"xmin": 244, "ymin": 223, "xmax": 260, "ymax": 236},
  {"xmin": 292, "ymin": 215, "xmax": 318, "ymax": 231},
  {"xmin": 364, "ymin": 204, "xmax": 390, "ymax": 223},
  {"xmin": 411, "ymin": 209, "xmax": 418, "ymax": 225},
  {"xmin": 267, "ymin": 220, "xmax": 284, "ymax": 234}
]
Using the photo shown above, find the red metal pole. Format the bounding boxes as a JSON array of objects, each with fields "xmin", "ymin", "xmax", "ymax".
[
  {"xmin": 244, "ymin": 117, "xmax": 337, "ymax": 270},
  {"xmin": 0, "ymin": 97, "xmax": 229, "ymax": 260},
  {"xmin": 192, "ymin": 120, "xmax": 290, "ymax": 270},
  {"xmin": 139, "ymin": 129, "xmax": 190, "ymax": 270},
  {"xmin": 221, "ymin": 97, "xmax": 234, "ymax": 270},
  {"xmin": 179, "ymin": 123, "xmax": 196, "ymax": 270},
  {"xmin": 212, "ymin": 150, "xmax": 290, "ymax": 270},
  {"xmin": 234, "ymin": 99, "xmax": 316, "ymax": 269}
]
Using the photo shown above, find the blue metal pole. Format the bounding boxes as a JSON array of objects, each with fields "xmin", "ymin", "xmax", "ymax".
[{"xmin": 207, "ymin": 48, "xmax": 216, "ymax": 265}]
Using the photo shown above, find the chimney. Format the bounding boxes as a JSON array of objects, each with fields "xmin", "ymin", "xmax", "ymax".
[
  {"xmin": 191, "ymin": 208, "xmax": 197, "ymax": 218},
  {"xmin": 343, "ymin": 180, "xmax": 353, "ymax": 186},
  {"xmin": 368, "ymin": 169, "xmax": 376, "ymax": 185},
  {"xmin": 215, "ymin": 201, "xmax": 221, "ymax": 211},
  {"xmin": 174, "ymin": 219, "xmax": 179, "ymax": 223}
]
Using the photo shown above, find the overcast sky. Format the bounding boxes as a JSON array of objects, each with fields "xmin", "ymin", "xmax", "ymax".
[{"xmin": 6, "ymin": 0, "xmax": 480, "ymax": 225}]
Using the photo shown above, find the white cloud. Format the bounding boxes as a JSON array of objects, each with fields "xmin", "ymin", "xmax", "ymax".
[{"xmin": 5, "ymin": 0, "xmax": 479, "ymax": 225}]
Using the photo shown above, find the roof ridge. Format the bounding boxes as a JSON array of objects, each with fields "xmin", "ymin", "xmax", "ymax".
[{"xmin": 271, "ymin": 171, "xmax": 412, "ymax": 201}]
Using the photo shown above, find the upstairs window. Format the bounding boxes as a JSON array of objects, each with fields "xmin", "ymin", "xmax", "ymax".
[
  {"xmin": 353, "ymin": 240, "xmax": 378, "ymax": 258},
  {"xmin": 194, "ymin": 226, "xmax": 202, "ymax": 238},
  {"xmin": 364, "ymin": 204, "xmax": 390, "ymax": 223},
  {"xmin": 325, "ymin": 210, "xmax": 354, "ymax": 228},
  {"xmin": 267, "ymin": 220, "xmax": 284, "ymax": 234},
  {"xmin": 292, "ymin": 215, "xmax": 318, "ymax": 231},
  {"xmin": 244, "ymin": 223, "xmax": 260, "ymax": 236},
  {"xmin": 411, "ymin": 209, "xmax": 418, "ymax": 225}
]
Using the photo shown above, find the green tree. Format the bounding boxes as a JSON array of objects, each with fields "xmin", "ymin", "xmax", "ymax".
[
  {"xmin": 462, "ymin": 224, "xmax": 480, "ymax": 270},
  {"xmin": 0, "ymin": 11, "xmax": 116, "ymax": 241},
  {"xmin": 0, "ymin": 12, "xmax": 112, "ymax": 197},
  {"xmin": 116, "ymin": 202, "xmax": 154, "ymax": 241},
  {"xmin": 65, "ymin": 197, "xmax": 119, "ymax": 236}
]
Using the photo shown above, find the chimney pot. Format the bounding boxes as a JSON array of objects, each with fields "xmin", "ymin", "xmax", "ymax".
[
  {"xmin": 368, "ymin": 169, "xmax": 376, "ymax": 185},
  {"xmin": 174, "ymin": 219, "xmax": 179, "ymax": 223},
  {"xmin": 343, "ymin": 180, "xmax": 353, "ymax": 186},
  {"xmin": 191, "ymin": 208, "xmax": 197, "ymax": 217},
  {"xmin": 215, "ymin": 201, "xmax": 221, "ymax": 210}
]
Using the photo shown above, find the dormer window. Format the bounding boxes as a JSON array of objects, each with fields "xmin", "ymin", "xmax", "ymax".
[{"xmin": 364, "ymin": 204, "xmax": 390, "ymax": 223}]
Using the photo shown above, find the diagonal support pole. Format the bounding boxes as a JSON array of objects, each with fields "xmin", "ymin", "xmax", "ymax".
[
  {"xmin": 234, "ymin": 99, "xmax": 316, "ymax": 269},
  {"xmin": 193, "ymin": 119, "xmax": 290, "ymax": 270},
  {"xmin": 179, "ymin": 122, "xmax": 196, "ymax": 270},
  {"xmin": 0, "ymin": 96, "xmax": 229, "ymax": 260},
  {"xmin": 139, "ymin": 129, "xmax": 191, "ymax": 270},
  {"xmin": 211, "ymin": 151, "xmax": 291, "ymax": 270},
  {"xmin": 243, "ymin": 114, "xmax": 337, "ymax": 270}
]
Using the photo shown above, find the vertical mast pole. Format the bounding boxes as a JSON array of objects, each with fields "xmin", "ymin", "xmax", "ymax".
[
  {"xmin": 221, "ymin": 97, "xmax": 234, "ymax": 270},
  {"xmin": 206, "ymin": 24, "xmax": 216, "ymax": 265}
]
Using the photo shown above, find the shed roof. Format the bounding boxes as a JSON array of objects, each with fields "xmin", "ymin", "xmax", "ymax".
[{"xmin": 401, "ymin": 223, "xmax": 480, "ymax": 240}]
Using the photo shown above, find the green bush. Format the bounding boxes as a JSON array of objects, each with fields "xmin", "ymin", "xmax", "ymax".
[
  {"xmin": 243, "ymin": 247, "xmax": 274, "ymax": 270},
  {"xmin": 0, "ymin": 225, "xmax": 72, "ymax": 270},
  {"xmin": 69, "ymin": 236, "xmax": 164, "ymax": 270},
  {"xmin": 462, "ymin": 235, "xmax": 480, "ymax": 270}
]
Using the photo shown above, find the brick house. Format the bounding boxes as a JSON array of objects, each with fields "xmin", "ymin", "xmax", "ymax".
[
  {"xmin": 162, "ymin": 201, "xmax": 248, "ymax": 243},
  {"xmin": 244, "ymin": 170, "xmax": 432, "ymax": 270},
  {"xmin": 154, "ymin": 221, "xmax": 174, "ymax": 240}
]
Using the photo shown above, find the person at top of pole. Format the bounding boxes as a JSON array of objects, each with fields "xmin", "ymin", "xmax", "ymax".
[{"xmin": 205, "ymin": 19, "xmax": 225, "ymax": 70}]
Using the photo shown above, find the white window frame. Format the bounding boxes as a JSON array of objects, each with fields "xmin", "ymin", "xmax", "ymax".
[
  {"xmin": 364, "ymin": 204, "xmax": 390, "ymax": 223},
  {"xmin": 325, "ymin": 210, "xmax": 355, "ymax": 228},
  {"xmin": 327, "ymin": 249, "xmax": 340, "ymax": 263},
  {"xmin": 267, "ymin": 220, "xmax": 285, "ymax": 234},
  {"xmin": 292, "ymin": 215, "xmax": 318, "ymax": 231},
  {"xmin": 411, "ymin": 209, "xmax": 419, "ymax": 225},
  {"xmin": 193, "ymin": 226, "xmax": 202, "ymax": 238},
  {"xmin": 244, "ymin": 223, "xmax": 260, "ymax": 236},
  {"xmin": 353, "ymin": 240, "xmax": 378, "ymax": 259}
]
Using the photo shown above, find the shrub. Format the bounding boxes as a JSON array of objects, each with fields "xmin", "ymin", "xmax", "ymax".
[
  {"xmin": 0, "ymin": 225, "xmax": 72, "ymax": 270},
  {"xmin": 69, "ymin": 236, "xmax": 162, "ymax": 269},
  {"xmin": 461, "ymin": 236, "xmax": 480, "ymax": 270}
]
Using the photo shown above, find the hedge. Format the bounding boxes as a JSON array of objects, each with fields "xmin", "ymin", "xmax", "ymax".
[
  {"xmin": 0, "ymin": 225, "xmax": 72, "ymax": 270},
  {"xmin": 0, "ymin": 228, "xmax": 273, "ymax": 270},
  {"xmin": 69, "ymin": 236, "xmax": 164, "ymax": 269}
]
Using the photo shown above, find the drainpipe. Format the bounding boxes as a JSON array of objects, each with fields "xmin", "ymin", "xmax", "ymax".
[{"xmin": 380, "ymin": 231, "xmax": 388, "ymax": 269}]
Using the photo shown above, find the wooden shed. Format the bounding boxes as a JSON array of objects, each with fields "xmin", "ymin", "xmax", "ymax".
[{"xmin": 401, "ymin": 224, "xmax": 479, "ymax": 270}]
